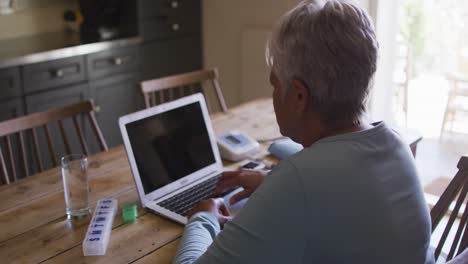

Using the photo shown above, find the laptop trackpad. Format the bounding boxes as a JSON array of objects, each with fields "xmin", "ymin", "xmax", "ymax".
[{"xmin": 223, "ymin": 188, "xmax": 248, "ymax": 216}]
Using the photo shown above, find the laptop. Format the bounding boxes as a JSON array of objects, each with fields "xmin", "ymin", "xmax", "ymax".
[{"xmin": 119, "ymin": 93, "xmax": 244, "ymax": 224}]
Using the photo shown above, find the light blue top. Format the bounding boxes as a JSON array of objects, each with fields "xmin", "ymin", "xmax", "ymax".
[{"xmin": 173, "ymin": 122, "xmax": 435, "ymax": 264}]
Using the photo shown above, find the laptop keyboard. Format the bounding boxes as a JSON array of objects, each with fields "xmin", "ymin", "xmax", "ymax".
[{"xmin": 156, "ymin": 175, "xmax": 221, "ymax": 217}]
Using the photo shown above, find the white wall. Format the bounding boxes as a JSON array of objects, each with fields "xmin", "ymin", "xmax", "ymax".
[
  {"xmin": 0, "ymin": 0, "xmax": 77, "ymax": 40},
  {"xmin": 202, "ymin": 0, "xmax": 295, "ymax": 107},
  {"xmin": 203, "ymin": 0, "xmax": 372, "ymax": 107}
]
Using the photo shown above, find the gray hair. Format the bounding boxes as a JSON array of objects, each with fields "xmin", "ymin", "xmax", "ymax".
[{"xmin": 267, "ymin": 0, "xmax": 378, "ymax": 126}]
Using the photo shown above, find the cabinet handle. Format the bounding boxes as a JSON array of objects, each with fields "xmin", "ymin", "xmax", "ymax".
[
  {"xmin": 171, "ymin": 1, "xmax": 179, "ymax": 8},
  {"xmin": 113, "ymin": 57, "xmax": 123, "ymax": 66},
  {"xmin": 51, "ymin": 69, "xmax": 64, "ymax": 78},
  {"xmin": 172, "ymin": 23, "xmax": 180, "ymax": 31},
  {"xmin": 95, "ymin": 105, "xmax": 101, "ymax": 113}
]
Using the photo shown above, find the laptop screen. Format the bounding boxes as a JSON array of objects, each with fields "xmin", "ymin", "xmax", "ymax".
[{"xmin": 125, "ymin": 102, "xmax": 216, "ymax": 194}]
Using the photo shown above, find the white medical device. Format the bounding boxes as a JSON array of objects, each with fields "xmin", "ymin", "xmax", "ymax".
[{"xmin": 217, "ymin": 130, "xmax": 260, "ymax": 161}]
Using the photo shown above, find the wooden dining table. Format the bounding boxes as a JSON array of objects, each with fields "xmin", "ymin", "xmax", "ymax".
[{"xmin": 0, "ymin": 98, "xmax": 422, "ymax": 263}]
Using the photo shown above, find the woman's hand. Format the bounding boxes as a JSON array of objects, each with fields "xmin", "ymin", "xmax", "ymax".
[
  {"xmin": 189, "ymin": 198, "xmax": 232, "ymax": 225},
  {"xmin": 214, "ymin": 170, "xmax": 267, "ymax": 205}
]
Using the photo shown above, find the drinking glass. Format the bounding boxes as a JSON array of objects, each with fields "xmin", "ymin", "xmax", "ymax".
[{"xmin": 61, "ymin": 154, "xmax": 90, "ymax": 219}]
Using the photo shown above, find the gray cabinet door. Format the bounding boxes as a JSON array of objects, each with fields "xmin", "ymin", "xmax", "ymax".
[
  {"xmin": 140, "ymin": 36, "xmax": 202, "ymax": 80},
  {"xmin": 0, "ymin": 67, "xmax": 21, "ymax": 101},
  {"xmin": 25, "ymin": 83, "xmax": 88, "ymax": 114},
  {"xmin": 0, "ymin": 97, "xmax": 24, "ymax": 122},
  {"xmin": 25, "ymin": 84, "xmax": 88, "ymax": 169},
  {"xmin": 89, "ymin": 72, "xmax": 140, "ymax": 150}
]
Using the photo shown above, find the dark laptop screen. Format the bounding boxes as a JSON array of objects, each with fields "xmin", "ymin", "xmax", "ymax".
[{"xmin": 126, "ymin": 102, "xmax": 216, "ymax": 194}]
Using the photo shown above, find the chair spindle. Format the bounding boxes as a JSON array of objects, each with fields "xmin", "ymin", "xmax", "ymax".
[
  {"xmin": 58, "ymin": 120, "xmax": 72, "ymax": 155},
  {"xmin": 0, "ymin": 143, "xmax": 9, "ymax": 185},
  {"xmin": 18, "ymin": 131, "xmax": 29, "ymax": 177},
  {"xmin": 72, "ymin": 116, "xmax": 89, "ymax": 156},
  {"xmin": 5, "ymin": 136, "xmax": 17, "ymax": 181},
  {"xmin": 87, "ymin": 112, "xmax": 108, "ymax": 152},
  {"xmin": 43, "ymin": 124, "xmax": 57, "ymax": 167},
  {"xmin": 31, "ymin": 128, "xmax": 43, "ymax": 172}
]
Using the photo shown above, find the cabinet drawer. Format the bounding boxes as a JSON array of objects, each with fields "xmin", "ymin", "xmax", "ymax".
[
  {"xmin": 139, "ymin": 0, "xmax": 200, "ymax": 21},
  {"xmin": 86, "ymin": 46, "xmax": 139, "ymax": 79},
  {"xmin": 140, "ymin": 14, "xmax": 200, "ymax": 41},
  {"xmin": 0, "ymin": 67, "xmax": 21, "ymax": 100},
  {"xmin": 22, "ymin": 56, "xmax": 86, "ymax": 93}
]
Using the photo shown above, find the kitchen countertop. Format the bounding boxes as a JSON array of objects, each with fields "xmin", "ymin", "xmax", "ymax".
[{"xmin": 0, "ymin": 31, "xmax": 142, "ymax": 69}]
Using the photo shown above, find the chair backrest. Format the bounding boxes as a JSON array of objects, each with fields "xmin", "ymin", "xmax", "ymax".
[
  {"xmin": 140, "ymin": 68, "xmax": 228, "ymax": 113},
  {"xmin": 0, "ymin": 100, "xmax": 108, "ymax": 185},
  {"xmin": 431, "ymin": 155, "xmax": 468, "ymax": 262}
]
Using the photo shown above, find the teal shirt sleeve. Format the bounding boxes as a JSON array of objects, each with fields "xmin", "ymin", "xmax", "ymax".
[
  {"xmin": 173, "ymin": 212, "xmax": 221, "ymax": 264},
  {"xmin": 173, "ymin": 161, "xmax": 306, "ymax": 264}
]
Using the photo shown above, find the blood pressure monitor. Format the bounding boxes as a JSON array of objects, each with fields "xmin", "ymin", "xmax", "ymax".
[{"xmin": 217, "ymin": 131, "xmax": 260, "ymax": 161}]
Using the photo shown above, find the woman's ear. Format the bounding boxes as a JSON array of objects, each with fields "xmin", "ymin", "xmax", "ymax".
[{"xmin": 291, "ymin": 79, "xmax": 310, "ymax": 113}]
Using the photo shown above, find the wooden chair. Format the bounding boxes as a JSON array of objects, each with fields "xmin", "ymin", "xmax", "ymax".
[
  {"xmin": 431, "ymin": 155, "xmax": 468, "ymax": 262},
  {"xmin": 447, "ymin": 248, "xmax": 468, "ymax": 264},
  {"xmin": 0, "ymin": 100, "xmax": 108, "ymax": 185},
  {"xmin": 441, "ymin": 75, "xmax": 468, "ymax": 135},
  {"xmin": 140, "ymin": 68, "xmax": 228, "ymax": 113}
]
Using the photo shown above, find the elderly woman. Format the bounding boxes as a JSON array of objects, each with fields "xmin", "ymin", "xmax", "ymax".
[{"xmin": 174, "ymin": 0, "xmax": 434, "ymax": 263}]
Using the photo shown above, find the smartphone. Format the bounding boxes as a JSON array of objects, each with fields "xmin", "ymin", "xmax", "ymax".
[{"xmin": 239, "ymin": 159, "xmax": 266, "ymax": 170}]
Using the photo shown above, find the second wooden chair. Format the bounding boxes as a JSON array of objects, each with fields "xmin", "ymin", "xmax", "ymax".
[{"xmin": 140, "ymin": 68, "xmax": 228, "ymax": 113}]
